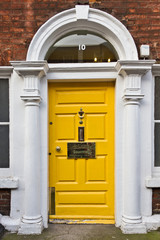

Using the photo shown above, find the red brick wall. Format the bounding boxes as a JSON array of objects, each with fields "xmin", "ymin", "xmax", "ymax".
[
  {"xmin": 152, "ymin": 188, "xmax": 160, "ymax": 214},
  {"xmin": 0, "ymin": 189, "xmax": 11, "ymax": 216},
  {"xmin": 0, "ymin": 0, "xmax": 160, "ymax": 65}
]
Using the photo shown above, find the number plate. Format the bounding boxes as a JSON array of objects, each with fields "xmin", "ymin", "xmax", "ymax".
[{"xmin": 67, "ymin": 142, "xmax": 95, "ymax": 159}]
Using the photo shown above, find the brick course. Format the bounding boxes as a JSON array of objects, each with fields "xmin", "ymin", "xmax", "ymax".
[
  {"xmin": 0, "ymin": 189, "xmax": 11, "ymax": 216},
  {"xmin": 0, "ymin": 0, "xmax": 159, "ymax": 65}
]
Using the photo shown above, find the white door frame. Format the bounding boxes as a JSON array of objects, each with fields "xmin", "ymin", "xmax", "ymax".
[{"xmin": 10, "ymin": 5, "xmax": 156, "ymax": 234}]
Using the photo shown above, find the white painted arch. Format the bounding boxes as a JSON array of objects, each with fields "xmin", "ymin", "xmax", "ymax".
[{"xmin": 27, "ymin": 5, "xmax": 138, "ymax": 61}]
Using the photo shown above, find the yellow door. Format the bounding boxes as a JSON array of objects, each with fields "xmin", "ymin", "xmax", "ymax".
[{"xmin": 49, "ymin": 82, "xmax": 114, "ymax": 222}]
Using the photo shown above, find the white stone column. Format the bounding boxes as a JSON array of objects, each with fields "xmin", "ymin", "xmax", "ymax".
[
  {"xmin": 11, "ymin": 61, "xmax": 48, "ymax": 234},
  {"xmin": 122, "ymin": 94, "xmax": 146, "ymax": 234},
  {"xmin": 116, "ymin": 60, "xmax": 155, "ymax": 234}
]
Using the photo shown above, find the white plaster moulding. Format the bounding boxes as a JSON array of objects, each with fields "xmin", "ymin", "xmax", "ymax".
[
  {"xmin": 10, "ymin": 61, "xmax": 49, "ymax": 77},
  {"xmin": 10, "ymin": 61, "xmax": 48, "ymax": 67},
  {"xmin": 20, "ymin": 96, "xmax": 41, "ymax": 101},
  {"xmin": 116, "ymin": 60, "xmax": 156, "ymax": 75},
  {"xmin": 0, "ymin": 67, "xmax": 13, "ymax": 78},
  {"xmin": 47, "ymin": 62, "xmax": 118, "ymax": 80},
  {"xmin": 152, "ymin": 64, "xmax": 160, "ymax": 76},
  {"xmin": 48, "ymin": 62, "xmax": 117, "ymax": 72},
  {"xmin": 26, "ymin": 5, "xmax": 138, "ymax": 61},
  {"xmin": 123, "ymin": 94, "xmax": 144, "ymax": 101},
  {"xmin": 0, "ymin": 177, "xmax": 19, "ymax": 189}
]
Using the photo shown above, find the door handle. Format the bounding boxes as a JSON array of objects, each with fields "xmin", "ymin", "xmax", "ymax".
[{"xmin": 56, "ymin": 146, "xmax": 61, "ymax": 152}]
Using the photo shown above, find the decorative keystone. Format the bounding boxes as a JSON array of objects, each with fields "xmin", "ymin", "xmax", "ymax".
[{"xmin": 76, "ymin": 5, "xmax": 89, "ymax": 20}]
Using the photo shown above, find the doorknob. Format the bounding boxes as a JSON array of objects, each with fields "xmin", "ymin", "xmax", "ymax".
[{"xmin": 56, "ymin": 146, "xmax": 61, "ymax": 152}]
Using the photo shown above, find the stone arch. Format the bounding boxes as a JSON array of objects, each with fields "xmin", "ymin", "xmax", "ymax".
[{"xmin": 27, "ymin": 5, "xmax": 138, "ymax": 61}]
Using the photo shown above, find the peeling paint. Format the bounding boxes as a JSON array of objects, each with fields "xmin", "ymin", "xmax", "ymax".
[{"xmin": 49, "ymin": 219, "xmax": 115, "ymax": 224}]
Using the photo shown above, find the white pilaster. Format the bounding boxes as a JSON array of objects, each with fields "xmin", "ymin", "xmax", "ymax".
[
  {"xmin": 11, "ymin": 61, "xmax": 49, "ymax": 234},
  {"xmin": 116, "ymin": 60, "xmax": 155, "ymax": 234}
]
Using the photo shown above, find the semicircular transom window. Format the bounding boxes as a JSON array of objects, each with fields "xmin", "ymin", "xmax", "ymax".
[{"xmin": 45, "ymin": 31, "xmax": 119, "ymax": 63}]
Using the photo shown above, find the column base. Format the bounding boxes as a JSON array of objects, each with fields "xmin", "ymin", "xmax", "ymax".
[
  {"xmin": 121, "ymin": 222, "xmax": 147, "ymax": 234},
  {"xmin": 18, "ymin": 216, "xmax": 43, "ymax": 235}
]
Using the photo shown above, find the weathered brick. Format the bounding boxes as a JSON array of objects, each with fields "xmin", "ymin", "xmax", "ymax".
[
  {"xmin": 0, "ymin": 189, "xmax": 11, "ymax": 216},
  {"xmin": 153, "ymin": 189, "xmax": 160, "ymax": 214},
  {"xmin": 2, "ymin": 16, "xmax": 11, "ymax": 21},
  {"xmin": 11, "ymin": 4, "xmax": 25, "ymax": 10}
]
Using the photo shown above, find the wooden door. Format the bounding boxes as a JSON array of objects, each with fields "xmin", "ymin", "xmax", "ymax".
[{"xmin": 49, "ymin": 82, "xmax": 114, "ymax": 222}]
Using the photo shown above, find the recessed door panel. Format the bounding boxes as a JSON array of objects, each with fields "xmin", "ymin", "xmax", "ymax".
[
  {"xmin": 56, "ymin": 115, "xmax": 75, "ymax": 140},
  {"xmin": 57, "ymin": 157, "xmax": 76, "ymax": 182},
  {"xmin": 56, "ymin": 90, "xmax": 105, "ymax": 104},
  {"xmin": 87, "ymin": 156, "xmax": 106, "ymax": 182},
  {"xmin": 49, "ymin": 82, "xmax": 114, "ymax": 221},
  {"xmin": 86, "ymin": 114, "xmax": 105, "ymax": 139},
  {"xmin": 57, "ymin": 191, "xmax": 106, "ymax": 204}
]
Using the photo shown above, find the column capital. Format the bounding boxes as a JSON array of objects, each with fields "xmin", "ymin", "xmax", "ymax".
[
  {"xmin": 116, "ymin": 60, "xmax": 155, "ymax": 77},
  {"xmin": 10, "ymin": 61, "xmax": 49, "ymax": 78},
  {"xmin": 122, "ymin": 73, "xmax": 145, "ymax": 102},
  {"xmin": 116, "ymin": 60, "xmax": 155, "ymax": 101},
  {"xmin": 10, "ymin": 61, "xmax": 49, "ymax": 102}
]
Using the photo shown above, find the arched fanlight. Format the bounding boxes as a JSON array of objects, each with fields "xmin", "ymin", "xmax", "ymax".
[{"xmin": 45, "ymin": 31, "xmax": 119, "ymax": 63}]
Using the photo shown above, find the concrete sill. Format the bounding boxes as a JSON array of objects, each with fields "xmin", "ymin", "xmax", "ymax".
[
  {"xmin": 145, "ymin": 177, "xmax": 160, "ymax": 188},
  {"xmin": 0, "ymin": 177, "xmax": 19, "ymax": 189}
]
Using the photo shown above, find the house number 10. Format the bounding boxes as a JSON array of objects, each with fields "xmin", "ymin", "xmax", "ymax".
[{"xmin": 79, "ymin": 44, "xmax": 86, "ymax": 51}]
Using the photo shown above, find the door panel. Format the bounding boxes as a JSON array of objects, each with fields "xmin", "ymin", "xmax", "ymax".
[
  {"xmin": 87, "ymin": 156, "xmax": 106, "ymax": 181},
  {"xmin": 56, "ymin": 90, "xmax": 106, "ymax": 104},
  {"xmin": 56, "ymin": 115, "xmax": 75, "ymax": 139},
  {"xmin": 49, "ymin": 82, "xmax": 114, "ymax": 221},
  {"xmin": 86, "ymin": 114, "xmax": 105, "ymax": 139}
]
